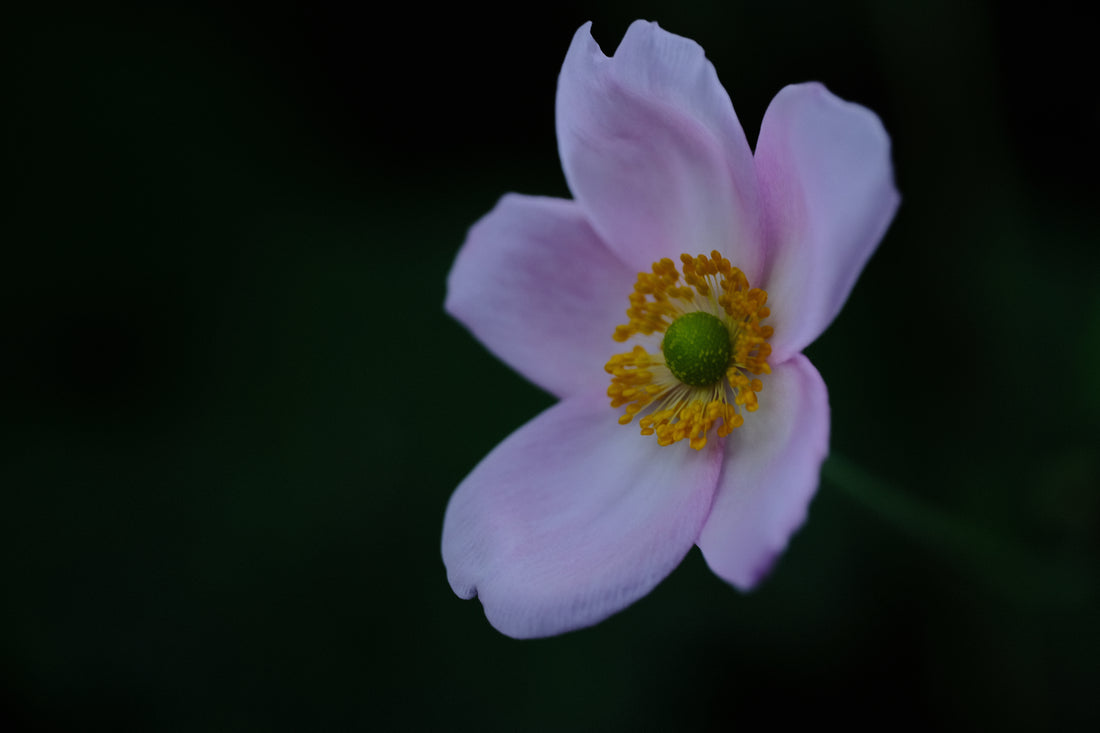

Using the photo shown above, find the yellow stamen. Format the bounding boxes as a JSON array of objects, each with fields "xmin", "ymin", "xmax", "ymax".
[{"xmin": 605, "ymin": 251, "xmax": 773, "ymax": 450}]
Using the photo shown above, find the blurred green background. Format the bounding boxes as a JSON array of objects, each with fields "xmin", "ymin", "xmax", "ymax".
[{"xmin": 3, "ymin": 1, "xmax": 1098, "ymax": 730}]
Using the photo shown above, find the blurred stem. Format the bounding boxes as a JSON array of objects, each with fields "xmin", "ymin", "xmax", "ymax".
[{"xmin": 823, "ymin": 453, "xmax": 1088, "ymax": 606}]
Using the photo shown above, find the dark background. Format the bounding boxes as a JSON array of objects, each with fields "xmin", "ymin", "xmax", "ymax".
[{"xmin": 4, "ymin": 1, "xmax": 1098, "ymax": 730}]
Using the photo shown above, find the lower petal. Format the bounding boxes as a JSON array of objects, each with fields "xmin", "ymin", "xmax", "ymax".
[
  {"xmin": 696, "ymin": 355, "xmax": 829, "ymax": 589},
  {"xmin": 442, "ymin": 387, "xmax": 722, "ymax": 638}
]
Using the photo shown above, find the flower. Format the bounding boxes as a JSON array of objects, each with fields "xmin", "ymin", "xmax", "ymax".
[{"xmin": 442, "ymin": 20, "xmax": 899, "ymax": 638}]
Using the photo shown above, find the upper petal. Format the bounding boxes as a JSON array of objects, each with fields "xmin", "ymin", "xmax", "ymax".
[
  {"xmin": 442, "ymin": 387, "xmax": 722, "ymax": 638},
  {"xmin": 696, "ymin": 354, "xmax": 829, "ymax": 589},
  {"xmin": 754, "ymin": 83, "xmax": 900, "ymax": 362},
  {"xmin": 445, "ymin": 194, "xmax": 636, "ymax": 398},
  {"xmin": 556, "ymin": 21, "xmax": 764, "ymax": 281}
]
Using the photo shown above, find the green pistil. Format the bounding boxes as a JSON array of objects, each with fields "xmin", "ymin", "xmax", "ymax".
[{"xmin": 661, "ymin": 311, "xmax": 731, "ymax": 387}]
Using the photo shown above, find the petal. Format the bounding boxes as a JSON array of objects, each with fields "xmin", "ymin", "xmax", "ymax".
[
  {"xmin": 442, "ymin": 387, "xmax": 722, "ymax": 638},
  {"xmin": 556, "ymin": 21, "xmax": 764, "ymax": 281},
  {"xmin": 754, "ymin": 83, "xmax": 900, "ymax": 362},
  {"xmin": 696, "ymin": 354, "xmax": 829, "ymax": 589},
  {"xmin": 445, "ymin": 194, "xmax": 636, "ymax": 398}
]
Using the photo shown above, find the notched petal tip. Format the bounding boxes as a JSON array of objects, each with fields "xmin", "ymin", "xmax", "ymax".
[
  {"xmin": 568, "ymin": 19, "xmax": 669, "ymax": 55},
  {"xmin": 564, "ymin": 20, "xmax": 599, "ymax": 62},
  {"xmin": 556, "ymin": 18, "xmax": 764, "ymax": 279}
]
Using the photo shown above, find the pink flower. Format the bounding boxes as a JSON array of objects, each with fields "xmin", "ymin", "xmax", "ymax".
[{"xmin": 442, "ymin": 20, "xmax": 899, "ymax": 638}]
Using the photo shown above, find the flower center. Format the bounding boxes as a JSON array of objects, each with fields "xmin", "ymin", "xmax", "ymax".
[
  {"xmin": 605, "ymin": 251, "xmax": 773, "ymax": 450},
  {"xmin": 661, "ymin": 311, "xmax": 731, "ymax": 387}
]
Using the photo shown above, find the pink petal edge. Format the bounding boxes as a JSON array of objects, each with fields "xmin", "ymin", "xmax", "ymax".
[
  {"xmin": 445, "ymin": 194, "xmax": 636, "ymax": 399},
  {"xmin": 696, "ymin": 354, "xmax": 830, "ymax": 589},
  {"xmin": 556, "ymin": 20, "xmax": 765, "ymax": 282},
  {"xmin": 442, "ymin": 387, "xmax": 723, "ymax": 638},
  {"xmin": 755, "ymin": 82, "xmax": 900, "ymax": 362}
]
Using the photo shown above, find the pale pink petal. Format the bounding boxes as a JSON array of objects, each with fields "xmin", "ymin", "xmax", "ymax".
[
  {"xmin": 696, "ymin": 355, "xmax": 829, "ymax": 588},
  {"xmin": 755, "ymin": 83, "xmax": 900, "ymax": 363},
  {"xmin": 445, "ymin": 194, "xmax": 636, "ymax": 398},
  {"xmin": 556, "ymin": 21, "xmax": 764, "ymax": 281},
  {"xmin": 442, "ymin": 387, "xmax": 723, "ymax": 638}
]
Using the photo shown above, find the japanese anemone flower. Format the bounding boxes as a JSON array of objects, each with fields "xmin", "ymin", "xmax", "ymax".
[{"xmin": 442, "ymin": 20, "xmax": 899, "ymax": 638}]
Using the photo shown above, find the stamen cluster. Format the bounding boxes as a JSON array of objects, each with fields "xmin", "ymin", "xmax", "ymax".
[{"xmin": 605, "ymin": 251, "xmax": 774, "ymax": 450}]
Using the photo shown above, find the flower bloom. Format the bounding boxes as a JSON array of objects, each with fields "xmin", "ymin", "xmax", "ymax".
[{"xmin": 442, "ymin": 20, "xmax": 899, "ymax": 638}]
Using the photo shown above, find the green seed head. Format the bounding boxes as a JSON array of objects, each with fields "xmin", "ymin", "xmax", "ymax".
[{"xmin": 661, "ymin": 311, "xmax": 731, "ymax": 387}]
